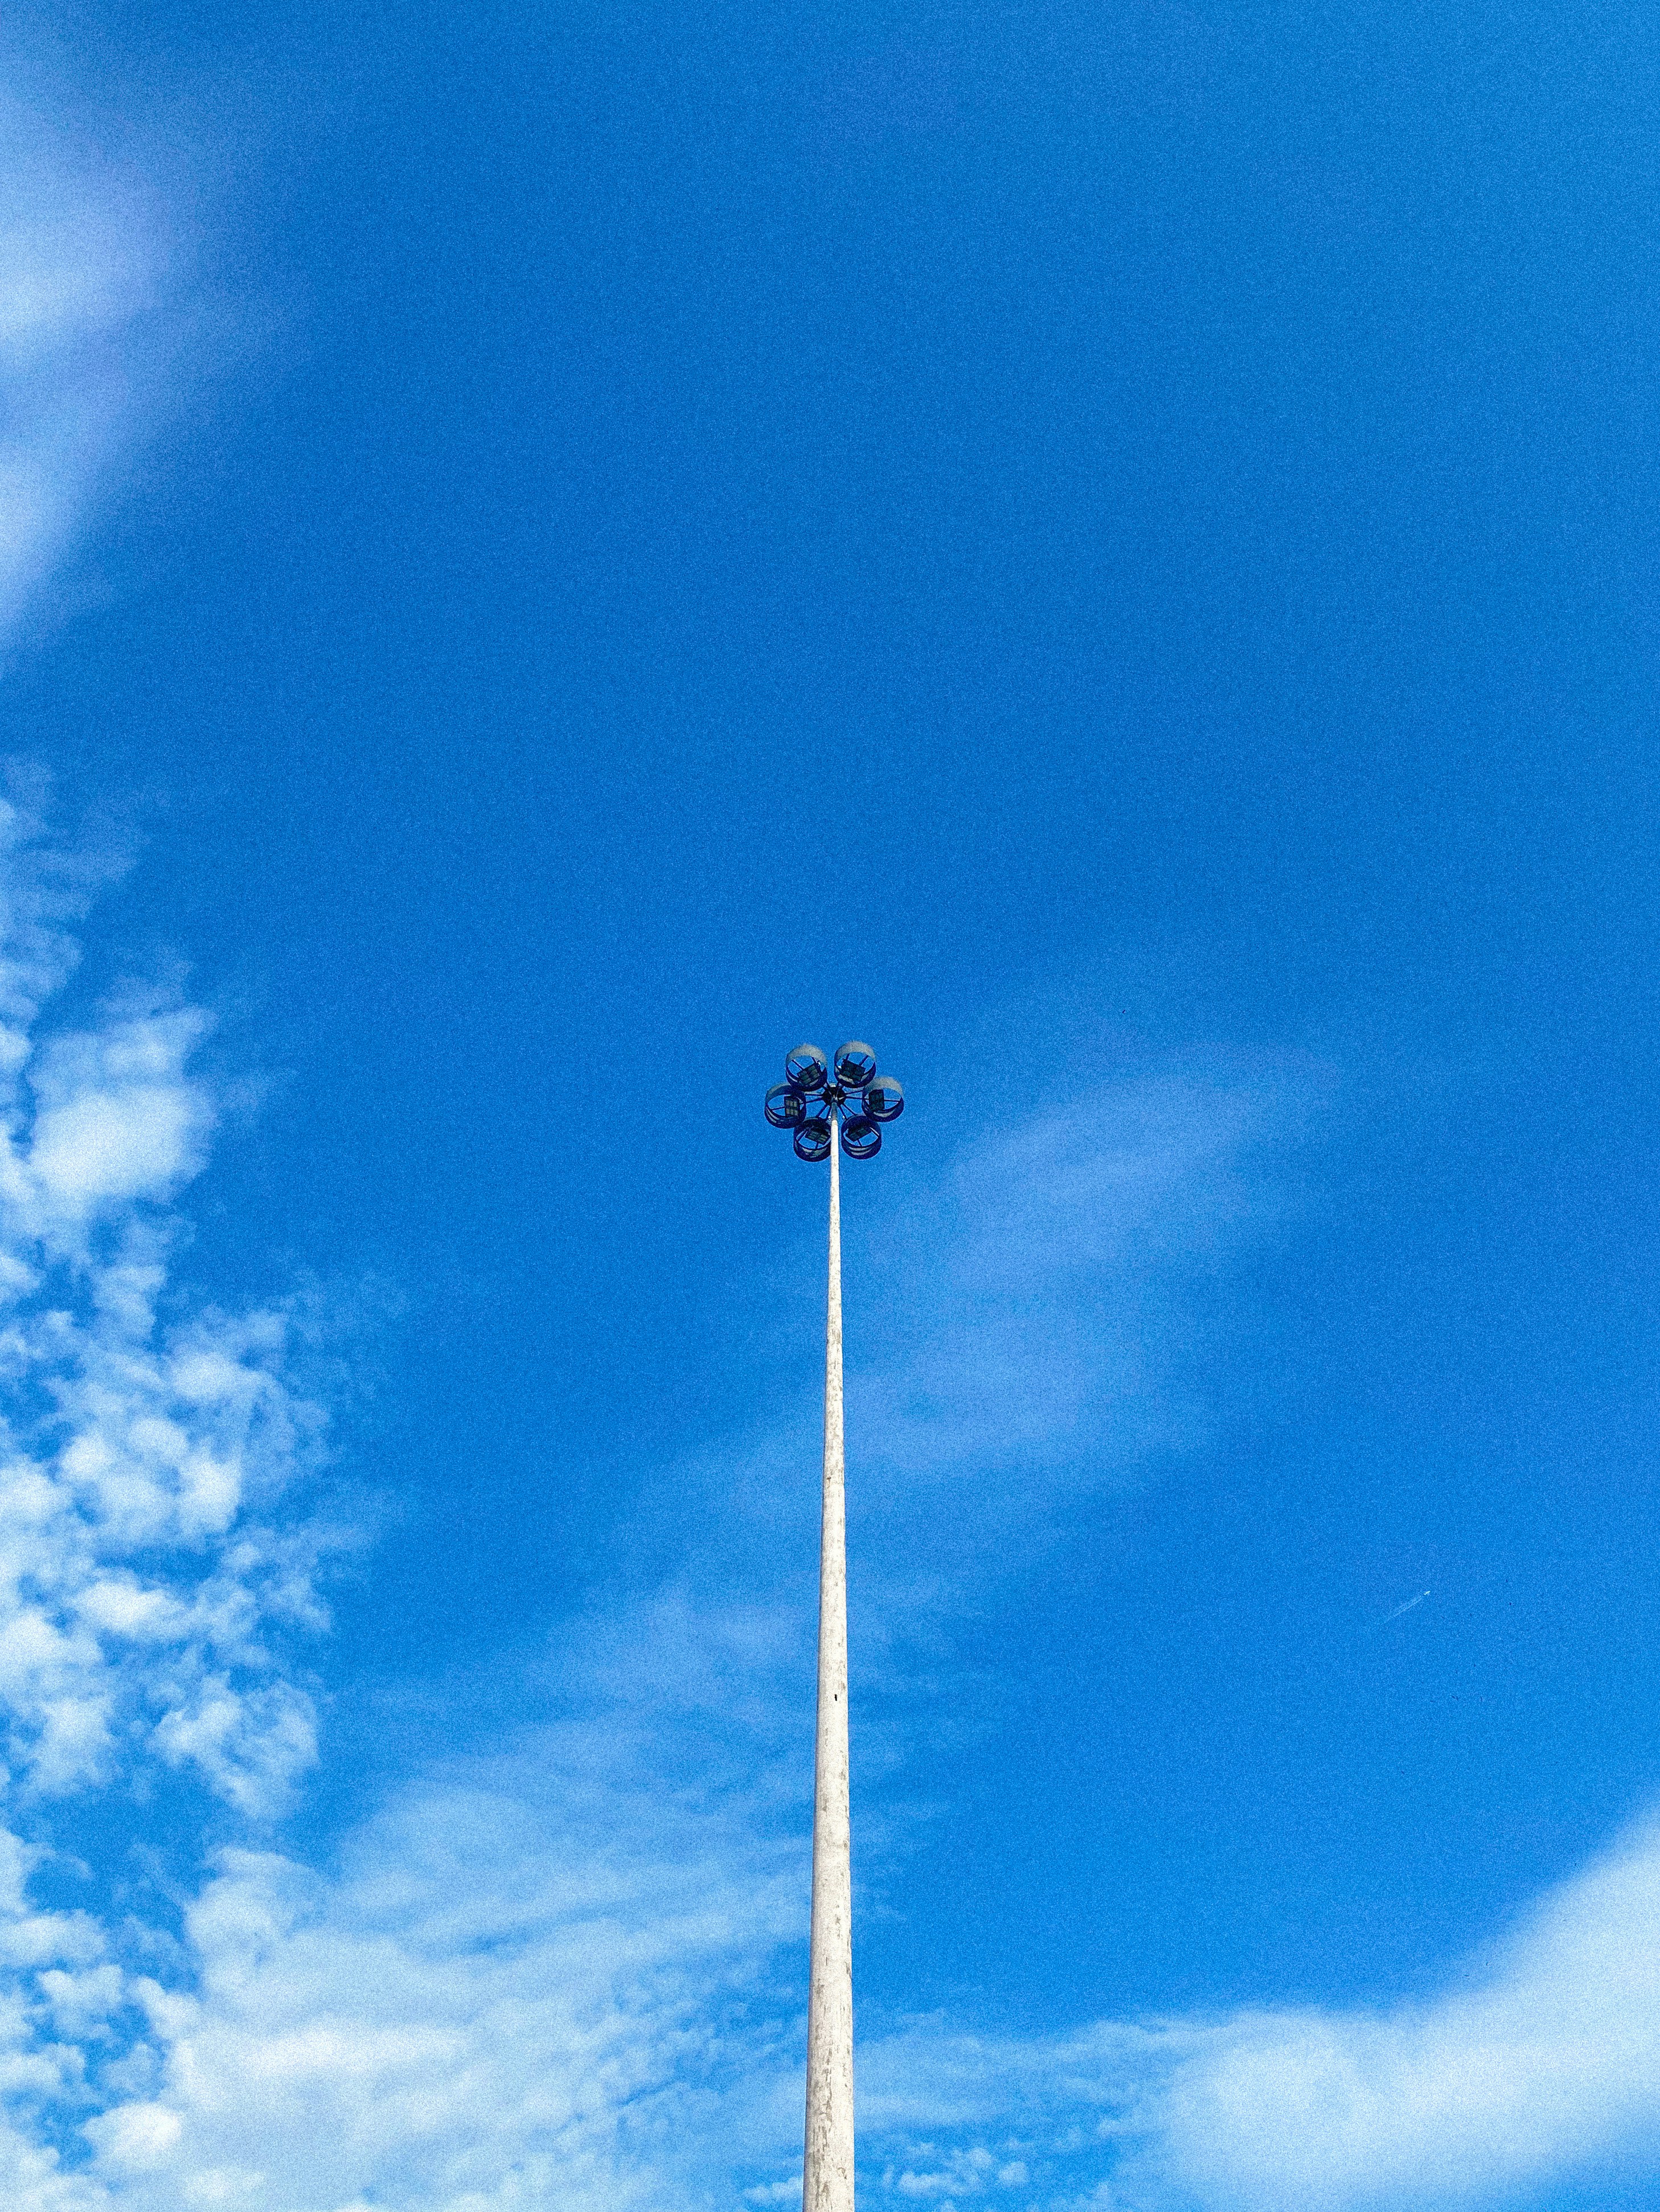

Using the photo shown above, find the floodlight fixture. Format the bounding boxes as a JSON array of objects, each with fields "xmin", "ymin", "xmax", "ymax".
[{"xmin": 765, "ymin": 1041, "xmax": 905, "ymax": 1164}]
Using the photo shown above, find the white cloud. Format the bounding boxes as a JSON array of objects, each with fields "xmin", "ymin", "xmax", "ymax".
[
  {"xmin": 813, "ymin": 1809, "xmax": 1660, "ymax": 2212},
  {"xmin": 0, "ymin": 800, "xmax": 335, "ymax": 1815},
  {"xmin": 52, "ymin": 1719, "xmax": 1653, "ymax": 2212},
  {"xmin": 72, "ymin": 1745, "xmax": 809, "ymax": 2212},
  {"xmin": 1152, "ymin": 1807, "xmax": 1660, "ymax": 2209},
  {"xmin": 22, "ymin": 1007, "xmax": 215, "ymax": 1220}
]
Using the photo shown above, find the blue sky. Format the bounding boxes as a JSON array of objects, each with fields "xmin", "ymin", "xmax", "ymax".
[{"xmin": 0, "ymin": 0, "xmax": 1655, "ymax": 2205}]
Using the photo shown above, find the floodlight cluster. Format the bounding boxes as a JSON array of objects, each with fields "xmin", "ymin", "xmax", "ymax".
[{"xmin": 764, "ymin": 1041, "xmax": 905, "ymax": 1161}]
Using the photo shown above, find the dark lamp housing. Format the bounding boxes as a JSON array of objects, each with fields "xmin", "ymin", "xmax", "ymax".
[
  {"xmin": 833, "ymin": 1041, "xmax": 878, "ymax": 1089},
  {"xmin": 785, "ymin": 1044, "xmax": 829, "ymax": 1094},
  {"xmin": 793, "ymin": 1118, "xmax": 834, "ymax": 1162},
  {"xmin": 765, "ymin": 1084, "xmax": 808, "ymax": 1128}
]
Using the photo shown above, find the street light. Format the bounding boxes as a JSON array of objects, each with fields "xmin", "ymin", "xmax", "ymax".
[{"xmin": 764, "ymin": 1041, "xmax": 905, "ymax": 2212}]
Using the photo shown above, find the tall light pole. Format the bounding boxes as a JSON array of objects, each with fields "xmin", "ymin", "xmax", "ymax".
[{"xmin": 765, "ymin": 1043, "xmax": 905, "ymax": 2212}]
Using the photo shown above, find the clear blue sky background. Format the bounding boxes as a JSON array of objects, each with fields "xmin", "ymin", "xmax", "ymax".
[{"xmin": 0, "ymin": 2, "xmax": 1657, "ymax": 2207}]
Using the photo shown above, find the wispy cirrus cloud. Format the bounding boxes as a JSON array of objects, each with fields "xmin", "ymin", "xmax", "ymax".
[
  {"xmin": 0, "ymin": 75, "xmax": 196, "ymax": 647},
  {"xmin": 846, "ymin": 1057, "xmax": 1311, "ymax": 1508},
  {"xmin": 80, "ymin": 1751, "xmax": 804, "ymax": 2210},
  {"xmin": 685, "ymin": 1047, "xmax": 1325, "ymax": 1655}
]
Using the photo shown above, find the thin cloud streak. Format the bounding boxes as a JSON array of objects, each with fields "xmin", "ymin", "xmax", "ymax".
[{"xmin": 1380, "ymin": 1590, "xmax": 1431, "ymax": 1625}]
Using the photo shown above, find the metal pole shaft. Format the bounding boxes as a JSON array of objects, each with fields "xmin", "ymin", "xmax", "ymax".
[{"xmin": 804, "ymin": 1123, "xmax": 854, "ymax": 2212}]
